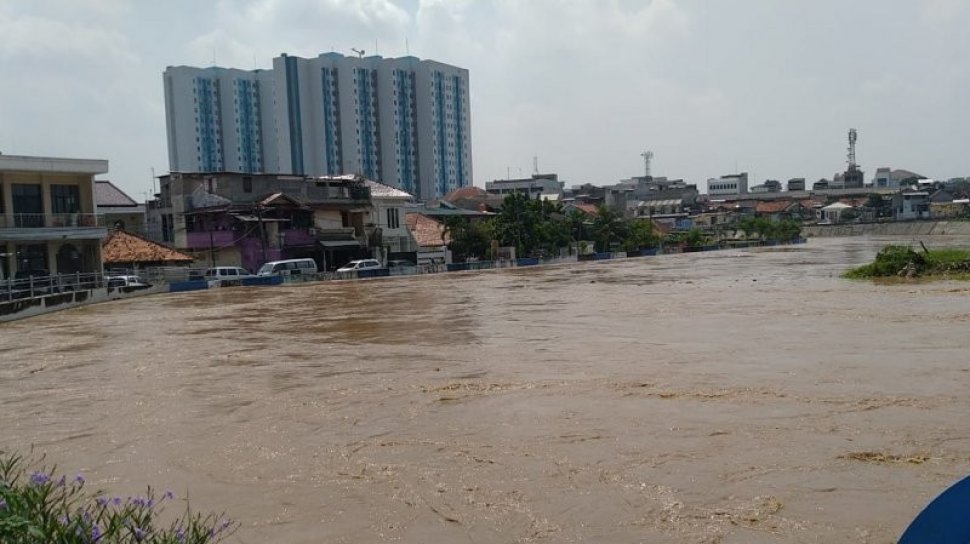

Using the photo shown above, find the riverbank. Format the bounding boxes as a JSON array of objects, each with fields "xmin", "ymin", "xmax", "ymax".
[{"xmin": 803, "ymin": 219, "xmax": 970, "ymax": 237}]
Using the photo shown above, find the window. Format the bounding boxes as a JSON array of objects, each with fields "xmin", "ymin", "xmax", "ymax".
[
  {"xmin": 12, "ymin": 184, "xmax": 43, "ymax": 227},
  {"xmin": 386, "ymin": 207, "xmax": 400, "ymax": 229},
  {"xmin": 51, "ymin": 184, "xmax": 80, "ymax": 214}
]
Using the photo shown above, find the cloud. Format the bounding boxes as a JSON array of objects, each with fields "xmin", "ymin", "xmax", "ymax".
[{"xmin": 0, "ymin": 8, "xmax": 137, "ymax": 65}]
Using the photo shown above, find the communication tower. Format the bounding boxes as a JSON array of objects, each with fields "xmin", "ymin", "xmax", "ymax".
[
  {"xmin": 640, "ymin": 150, "xmax": 654, "ymax": 177},
  {"xmin": 847, "ymin": 128, "xmax": 858, "ymax": 168}
]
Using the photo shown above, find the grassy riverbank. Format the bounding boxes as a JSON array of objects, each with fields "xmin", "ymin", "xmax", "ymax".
[{"xmin": 844, "ymin": 245, "xmax": 970, "ymax": 279}]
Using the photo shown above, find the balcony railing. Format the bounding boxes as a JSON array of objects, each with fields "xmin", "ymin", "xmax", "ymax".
[{"xmin": 0, "ymin": 213, "xmax": 105, "ymax": 229}]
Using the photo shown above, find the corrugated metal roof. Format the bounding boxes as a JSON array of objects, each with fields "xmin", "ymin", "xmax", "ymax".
[
  {"xmin": 365, "ymin": 180, "xmax": 413, "ymax": 199},
  {"xmin": 95, "ymin": 180, "xmax": 138, "ymax": 207}
]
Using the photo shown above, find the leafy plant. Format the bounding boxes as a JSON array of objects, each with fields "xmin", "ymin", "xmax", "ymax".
[{"xmin": 0, "ymin": 451, "xmax": 236, "ymax": 544}]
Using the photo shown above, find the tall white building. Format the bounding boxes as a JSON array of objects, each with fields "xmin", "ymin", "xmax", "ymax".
[{"xmin": 163, "ymin": 52, "xmax": 472, "ymax": 200}]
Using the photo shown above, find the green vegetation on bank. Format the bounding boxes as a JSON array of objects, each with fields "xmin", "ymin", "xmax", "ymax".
[
  {"xmin": 0, "ymin": 451, "xmax": 236, "ymax": 543},
  {"xmin": 444, "ymin": 193, "xmax": 802, "ymax": 262},
  {"xmin": 844, "ymin": 245, "xmax": 970, "ymax": 279}
]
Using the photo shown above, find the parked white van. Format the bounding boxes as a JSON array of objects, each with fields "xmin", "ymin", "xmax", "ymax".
[{"xmin": 256, "ymin": 258, "xmax": 318, "ymax": 277}]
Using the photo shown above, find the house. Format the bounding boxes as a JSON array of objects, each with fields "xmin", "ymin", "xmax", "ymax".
[
  {"xmin": 754, "ymin": 200, "xmax": 798, "ymax": 221},
  {"xmin": 96, "ymin": 180, "xmax": 145, "ymax": 234},
  {"xmin": 365, "ymin": 180, "xmax": 415, "ymax": 257},
  {"xmin": 102, "ymin": 229, "xmax": 194, "ymax": 270},
  {"xmin": 562, "ymin": 202, "xmax": 599, "ymax": 217},
  {"xmin": 147, "ymin": 172, "xmax": 376, "ymax": 272},
  {"xmin": 1, "ymin": 154, "xmax": 109, "ymax": 283},
  {"xmin": 819, "ymin": 202, "xmax": 853, "ymax": 223},
  {"xmin": 893, "ymin": 191, "xmax": 931, "ymax": 220},
  {"xmin": 405, "ymin": 212, "xmax": 450, "ymax": 265}
]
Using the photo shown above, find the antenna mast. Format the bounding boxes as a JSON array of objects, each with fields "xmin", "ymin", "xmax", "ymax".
[
  {"xmin": 640, "ymin": 150, "xmax": 654, "ymax": 177},
  {"xmin": 847, "ymin": 128, "xmax": 858, "ymax": 168}
]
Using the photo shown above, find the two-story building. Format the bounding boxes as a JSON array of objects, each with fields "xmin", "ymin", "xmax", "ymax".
[
  {"xmin": 147, "ymin": 172, "xmax": 380, "ymax": 272},
  {"xmin": 1, "ymin": 155, "xmax": 108, "ymax": 283}
]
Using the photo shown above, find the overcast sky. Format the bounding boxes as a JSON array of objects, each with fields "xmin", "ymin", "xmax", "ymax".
[{"xmin": 2, "ymin": 0, "xmax": 968, "ymax": 198}]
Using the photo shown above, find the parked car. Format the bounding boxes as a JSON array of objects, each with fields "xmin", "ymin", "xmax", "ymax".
[
  {"xmin": 336, "ymin": 259, "xmax": 383, "ymax": 273},
  {"xmin": 106, "ymin": 275, "xmax": 152, "ymax": 289},
  {"xmin": 256, "ymin": 258, "xmax": 318, "ymax": 277},
  {"xmin": 204, "ymin": 267, "xmax": 254, "ymax": 281}
]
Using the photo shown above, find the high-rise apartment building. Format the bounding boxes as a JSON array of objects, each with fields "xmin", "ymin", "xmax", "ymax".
[{"xmin": 163, "ymin": 53, "xmax": 472, "ymax": 200}]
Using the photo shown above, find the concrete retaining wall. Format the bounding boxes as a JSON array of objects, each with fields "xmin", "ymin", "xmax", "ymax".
[{"xmin": 803, "ymin": 221, "xmax": 970, "ymax": 238}]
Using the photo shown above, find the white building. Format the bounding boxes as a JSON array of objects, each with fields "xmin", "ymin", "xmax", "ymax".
[
  {"xmin": 163, "ymin": 52, "xmax": 472, "ymax": 201},
  {"xmin": 485, "ymin": 174, "xmax": 564, "ymax": 199},
  {"xmin": 707, "ymin": 173, "xmax": 748, "ymax": 197}
]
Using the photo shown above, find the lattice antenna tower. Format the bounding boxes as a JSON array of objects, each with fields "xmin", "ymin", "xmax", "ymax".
[
  {"xmin": 641, "ymin": 150, "xmax": 654, "ymax": 177},
  {"xmin": 847, "ymin": 128, "xmax": 858, "ymax": 168}
]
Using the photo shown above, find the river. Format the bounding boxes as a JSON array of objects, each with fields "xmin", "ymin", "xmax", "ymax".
[{"xmin": 2, "ymin": 236, "xmax": 969, "ymax": 543}]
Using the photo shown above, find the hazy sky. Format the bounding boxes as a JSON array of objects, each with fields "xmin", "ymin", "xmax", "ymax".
[{"xmin": 2, "ymin": 0, "xmax": 968, "ymax": 199}]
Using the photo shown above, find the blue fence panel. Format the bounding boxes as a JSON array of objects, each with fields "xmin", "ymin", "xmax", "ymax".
[
  {"xmin": 357, "ymin": 268, "xmax": 391, "ymax": 279},
  {"xmin": 516, "ymin": 258, "xmax": 540, "ymax": 267},
  {"xmin": 593, "ymin": 252, "xmax": 613, "ymax": 261},
  {"xmin": 242, "ymin": 275, "xmax": 284, "ymax": 286},
  {"xmin": 169, "ymin": 280, "xmax": 208, "ymax": 293}
]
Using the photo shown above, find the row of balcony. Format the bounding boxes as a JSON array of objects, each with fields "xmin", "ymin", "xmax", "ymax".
[{"xmin": 0, "ymin": 213, "xmax": 106, "ymax": 229}]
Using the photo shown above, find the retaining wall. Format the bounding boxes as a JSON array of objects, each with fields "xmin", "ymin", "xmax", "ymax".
[{"xmin": 803, "ymin": 221, "xmax": 970, "ymax": 238}]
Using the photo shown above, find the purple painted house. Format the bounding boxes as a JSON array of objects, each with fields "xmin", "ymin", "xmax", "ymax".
[{"xmin": 149, "ymin": 173, "xmax": 377, "ymax": 272}]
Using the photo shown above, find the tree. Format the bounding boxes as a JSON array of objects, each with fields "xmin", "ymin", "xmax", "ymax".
[
  {"xmin": 443, "ymin": 216, "xmax": 492, "ymax": 262},
  {"xmin": 622, "ymin": 220, "xmax": 659, "ymax": 252},
  {"xmin": 592, "ymin": 205, "xmax": 627, "ymax": 253}
]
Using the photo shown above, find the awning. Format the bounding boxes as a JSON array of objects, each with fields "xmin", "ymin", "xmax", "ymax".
[{"xmin": 319, "ymin": 240, "xmax": 361, "ymax": 248}]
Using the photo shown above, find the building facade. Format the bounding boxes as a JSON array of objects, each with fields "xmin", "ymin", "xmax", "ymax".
[
  {"xmin": 163, "ymin": 53, "xmax": 472, "ymax": 201},
  {"xmin": 1, "ymin": 155, "xmax": 108, "ymax": 282},
  {"xmin": 707, "ymin": 173, "xmax": 749, "ymax": 197},
  {"xmin": 146, "ymin": 172, "xmax": 394, "ymax": 272}
]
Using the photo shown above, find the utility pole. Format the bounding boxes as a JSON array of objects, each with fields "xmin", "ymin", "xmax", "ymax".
[{"xmin": 256, "ymin": 204, "xmax": 267, "ymax": 265}]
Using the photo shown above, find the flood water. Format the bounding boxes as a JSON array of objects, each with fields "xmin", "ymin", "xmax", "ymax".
[{"xmin": 2, "ymin": 236, "xmax": 969, "ymax": 543}]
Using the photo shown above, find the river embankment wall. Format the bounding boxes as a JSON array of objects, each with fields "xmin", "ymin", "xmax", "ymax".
[{"xmin": 803, "ymin": 220, "xmax": 970, "ymax": 238}]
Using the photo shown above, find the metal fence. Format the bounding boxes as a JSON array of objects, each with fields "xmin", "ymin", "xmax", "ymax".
[{"xmin": 0, "ymin": 272, "xmax": 107, "ymax": 302}]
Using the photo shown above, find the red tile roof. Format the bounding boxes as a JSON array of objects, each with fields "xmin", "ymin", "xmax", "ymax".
[
  {"xmin": 755, "ymin": 200, "xmax": 795, "ymax": 214},
  {"xmin": 102, "ymin": 230, "xmax": 194, "ymax": 265},
  {"xmin": 405, "ymin": 213, "xmax": 449, "ymax": 247},
  {"xmin": 571, "ymin": 203, "xmax": 599, "ymax": 216},
  {"xmin": 443, "ymin": 186, "xmax": 487, "ymax": 202}
]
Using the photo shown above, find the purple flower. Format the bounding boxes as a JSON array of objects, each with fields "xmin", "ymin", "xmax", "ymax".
[
  {"xmin": 29, "ymin": 471, "xmax": 50, "ymax": 486},
  {"xmin": 175, "ymin": 528, "xmax": 186, "ymax": 543},
  {"xmin": 74, "ymin": 474, "xmax": 85, "ymax": 485},
  {"xmin": 112, "ymin": 496, "xmax": 122, "ymax": 506},
  {"xmin": 133, "ymin": 527, "xmax": 146, "ymax": 541},
  {"xmin": 96, "ymin": 496, "xmax": 109, "ymax": 507},
  {"xmin": 57, "ymin": 475, "xmax": 67, "ymax": 487},
  {"xmin": 163, "ymin": 490, "xmax": 175, "ymax": 500},
  {"xmin": 91, "ymin": 525, "xmax": 103, "ymax": 542},
  {"xmin": 0, "ymin": 498, "xmax": 7, "ymax": 510},
  {"xmin": 131, "ymin": 497, "xmax": 147, "ymax": 508}
]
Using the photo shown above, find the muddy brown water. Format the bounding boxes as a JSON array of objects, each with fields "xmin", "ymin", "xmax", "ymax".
[{"xmin": 2, "ymin": 236, "xmax": 969, "ymax": 543}]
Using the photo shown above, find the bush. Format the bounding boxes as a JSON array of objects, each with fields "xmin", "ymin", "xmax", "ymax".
[
  {"xmin": 0, "ymin": 451, "xmax": 236, "ymax": 543},
  {"xmin": 844, "ymin": 245, "xmax": 926, "ymax": 278}
]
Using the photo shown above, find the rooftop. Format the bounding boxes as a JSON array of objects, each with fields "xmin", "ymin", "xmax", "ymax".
[
  {"xmin": 95, "ymin": 180, "xmax": 139, "ymax": 207},
  {"xmin": 102, "ymin": 230, "xmax": 194, "ymax": 265},
  {"xmin": 0, "ymin": 154, "xmax": 108, "ymax": 175},
  {"xmin": 405, "ymin": 213, "xmax": 449, "ymax": 247}
]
